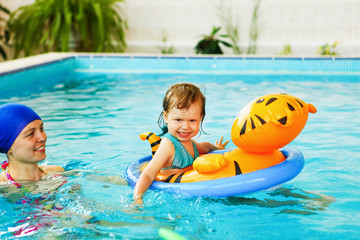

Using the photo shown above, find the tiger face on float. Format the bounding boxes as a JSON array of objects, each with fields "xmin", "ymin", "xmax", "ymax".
[{"xmin": 231, "ymin": 93, "xmax": 317, "ymax": 153}]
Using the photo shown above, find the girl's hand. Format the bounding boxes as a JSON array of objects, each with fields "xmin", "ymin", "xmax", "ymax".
[
  {"xmin": 215, "ymin": 136, "xmax": 229, "ymax": 149},
  {"xmin": 133, "ymin": 194, "xmax": 144, "ymax": 204}
]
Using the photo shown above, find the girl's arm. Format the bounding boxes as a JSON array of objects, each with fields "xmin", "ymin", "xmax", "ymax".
[
  {"xmin": 133, "ymin": 138, "xmax": 175, "ymax": 204},
  {"xmin": 195, "ymin": 136, "xmax": 229, "ymax": 154}
]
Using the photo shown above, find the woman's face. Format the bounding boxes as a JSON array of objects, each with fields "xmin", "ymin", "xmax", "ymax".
[{"xmin": 7, "ymin": 119, "xmax": 47, "ymax": 163}]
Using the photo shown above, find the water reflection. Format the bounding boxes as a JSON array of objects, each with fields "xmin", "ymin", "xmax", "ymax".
[{"xmin": 209, "ymin": 187, "xmax": 336, "ymax": 215}]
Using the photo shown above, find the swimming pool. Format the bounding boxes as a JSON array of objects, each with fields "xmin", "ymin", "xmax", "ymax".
[{"xmin": 0, "ymin": 54, "xmax": 359, "ymax": 239}]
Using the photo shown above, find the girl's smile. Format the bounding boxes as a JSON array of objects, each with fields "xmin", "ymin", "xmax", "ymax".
[{"xmin": 164, "ymin": 101, "xmax": 203, "ymax": 142}]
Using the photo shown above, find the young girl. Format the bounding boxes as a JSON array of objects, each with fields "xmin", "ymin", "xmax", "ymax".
[
  {"xmin": 0, "ymin": 103, "xmax": 64, "ymax": 188},
  {"xmin": 133, "ymin": 83, "xmax": 229, "ymax": 204}
]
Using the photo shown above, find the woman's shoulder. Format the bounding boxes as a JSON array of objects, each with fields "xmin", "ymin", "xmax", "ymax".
[
  {"xmin": 0, "ymin": 171, "xmax": 7, "ymax": 182},
  {"xmin": 41, "ymin": 165, "xmax": 65, "ymax": 173}
]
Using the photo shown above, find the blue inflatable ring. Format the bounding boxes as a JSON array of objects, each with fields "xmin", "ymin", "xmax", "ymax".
[{"xmin": 124, "ymin": 146, "xmax": 304, "ymax": 197}]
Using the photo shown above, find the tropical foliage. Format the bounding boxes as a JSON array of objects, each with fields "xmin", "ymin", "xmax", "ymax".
[
  {"xmin": 195, "ymin": 26, "xmax": 232, "ymax": 54},
  {"xmin": 317, "ymin": 41, "xmax": 341, "ymax": 56},
  {"xmin": 8, "ymin": 0, "xmax": 127, "ymax": 57},
  {"xmin": 278, "ymin": 44, "xmax": 293, "ymax": 55},
  {"xmin": 247, "ymin": 0, "xmax": 261, "ymax": 54},
  {"xmin": 218, "ymin": 3, "xmax": 241, "ymax": 54},
  {"xmin": 159, "ymin": 32, "xmax": 175, "ymax": 54},
  {"xmin": 0, "ymin": 4, "xmax": 10, "ymax": 60}
]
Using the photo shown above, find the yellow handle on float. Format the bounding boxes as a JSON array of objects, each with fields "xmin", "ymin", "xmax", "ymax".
[{"xmin": 193, "ymin": 154, "xmax": 227, "ymax": 174}]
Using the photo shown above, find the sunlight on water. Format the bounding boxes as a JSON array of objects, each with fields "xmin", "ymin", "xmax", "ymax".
[{"xmin": 0, "ymin": 71, "xmax": 359, "ymax": 239}]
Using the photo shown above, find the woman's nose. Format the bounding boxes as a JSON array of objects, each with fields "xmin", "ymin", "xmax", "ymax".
[{"xmin": 36, "ymin": 131, "xmax": 47, "ymax": 142}]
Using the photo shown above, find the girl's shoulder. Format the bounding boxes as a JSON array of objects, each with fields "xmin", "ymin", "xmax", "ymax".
[
  {"xmin": 41, "ymin": 165, "xmax": 65, "ymax": 173},
  {"xmin": 158, "ymin": 137, "xmax": 175, "ymax": 151}
]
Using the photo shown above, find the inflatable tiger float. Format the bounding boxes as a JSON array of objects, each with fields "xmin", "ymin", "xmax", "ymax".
[{"xmin": 139, "ymin": 93, "xmax": 317, "ymax": 184}]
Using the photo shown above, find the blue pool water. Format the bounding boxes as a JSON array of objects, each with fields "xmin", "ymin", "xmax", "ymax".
[{"xmin": 0, "ymin": 56, "xmax": 359, "ymax": 239}]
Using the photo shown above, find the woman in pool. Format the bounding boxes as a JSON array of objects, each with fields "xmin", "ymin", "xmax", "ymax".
[
  {"xmin": 0, "ymin": 103, "xmax": 103, "ymax": 236},
  {"xmin": 133, "ymin": 83, "xmax": 229, "ymax": 204},
  {"xmin": 0, "ymin": 103, "xmax": 64, "ymax": 188}
]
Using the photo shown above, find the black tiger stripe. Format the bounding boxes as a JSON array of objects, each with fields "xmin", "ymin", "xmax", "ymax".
[
  {"xmin": 150, "ymin": 140, "xmax": 161, "ymax": 147},
  {"xmin": 174, "ymin": 172, "xmax": 185, "ymax": 183},
  {"xmin": 255, "ymin": 114, "xmax": 266, "ymax": 124},
  {"xmin": 250, "ymin": 117, "xmax": 256, "ymax": 129},
  {"xmin": 240, "ymin": 120, "xmax": 247, "ymax": 135},
  {"xmin": 164, "ymin": 174, "xmax": 176, "ymax": 183},
  {"xmin": 295, "ymin": 99, "xmax": 304, "ymax": 107},
  {"xmin": 266, "ymin": 97, "xmax": 277, "ymax": 106},
  {"xmin": 287, "ymin": 103, "xmax": 295, "ymax": 111},
  {"xmin": 278, "ymin": 116, "xmax": 287, "ymax": 125},
  {"xmin": 234, "ymin": 161, "xmax": 242, "ymax": 175},
  {"xmin": 146, "ymin": 133, "xmax": 154, "ymax": 140}
]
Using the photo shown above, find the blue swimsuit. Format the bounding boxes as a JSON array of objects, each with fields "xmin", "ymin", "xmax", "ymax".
[{"xmin": 163, "ymin": 133, "xmax": 199, "ymax": 169}]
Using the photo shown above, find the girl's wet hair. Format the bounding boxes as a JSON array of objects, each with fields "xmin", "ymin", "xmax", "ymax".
[{"xmin": 158, "ymin": 83, "xmax": 206, "ymax": 136}]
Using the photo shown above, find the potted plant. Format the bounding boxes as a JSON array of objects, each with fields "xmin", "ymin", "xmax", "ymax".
[
  {"xmin": 317, "ymin": 41, "xmax": 341, "ymax": 56},
  {"xmin": 195, "ymin": 26, "xmax": 231, "ymax": 54},
  {"xmin": 8, "ymin": 0, "xmax": 127, "ymax": 57}
]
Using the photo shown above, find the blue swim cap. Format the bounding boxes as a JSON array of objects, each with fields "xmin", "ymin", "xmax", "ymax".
[{"xmin": 0, "ymin": 103, "xmax": 41, "ymax": 154}]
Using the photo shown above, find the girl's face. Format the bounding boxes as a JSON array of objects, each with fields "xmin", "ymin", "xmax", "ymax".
[
  {"xmin": 7, "ymin": 119, "xmax": 47, "ymax": 163},
  {"xmin": 164, "ymin": 101, "xmax": 203, "ymax": 142}
]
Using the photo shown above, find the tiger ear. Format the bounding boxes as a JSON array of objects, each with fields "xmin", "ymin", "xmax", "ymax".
[{"xmin": 308, "ymin": 103, "xmax": 317, "ymax": 114}]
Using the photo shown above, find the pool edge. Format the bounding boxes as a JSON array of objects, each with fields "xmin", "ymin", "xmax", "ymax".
[{"xmin": 1, "ymin": 52, "xmax": 360, "ymax": 77}]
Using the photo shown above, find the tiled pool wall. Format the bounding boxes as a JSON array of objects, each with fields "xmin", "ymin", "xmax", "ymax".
[
  {"xmin": 73, "ymin": 55, "xmax": 360, "ymax": 74},
  {"xmin": 0, "ymin": 54, "xmax": 359, "ymax": 98}
]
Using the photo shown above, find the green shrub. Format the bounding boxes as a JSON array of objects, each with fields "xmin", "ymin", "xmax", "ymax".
[
  {"xmin": 159, "ymin": 32, "xmax": 175, "ymax": 54},
  {"xmin": 8, "ymin": 0, "xmax": 127, "ymax": 57},
  {"xmin": 218, "ymin": 3, "xmax": 241, "ymax": 54},
  {"xmin": 195, "ymin": 26, "xmax": 232, "ymax": 54},
  {"xmin": 317, "ymin": 41, "xmax": 341, "ymax": 56},
  {"xmin": 278, "ymin": 44, "xmax": 293, "ymax": 55},
  {"xmin": 247, "ymin": 0, "xmax": 261, "ymax": 54},
  {"xmin": 0, "ymin": 4, "xmax": 10, "ymax": 60}
]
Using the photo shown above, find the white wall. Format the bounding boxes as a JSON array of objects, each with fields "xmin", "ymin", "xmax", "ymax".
[
  {"xmin": 122, "ymin": 0, "xmax": 360, "ymax": 56},
  {"xmin": 2, "ymin": 0, "xmax": 360, "ymax": 56}
]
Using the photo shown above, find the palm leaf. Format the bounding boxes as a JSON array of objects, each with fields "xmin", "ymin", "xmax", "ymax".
[
  {"xmin": 8, "ymin": 0, "xmax": 126, "ymax": 57},
  {"xmin": 0, "ymin": 44, "xmax": 7, "ymax": 59}
]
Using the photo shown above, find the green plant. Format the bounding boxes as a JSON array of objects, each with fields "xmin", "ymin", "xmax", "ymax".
[
  {"xmin": 247, "ymin": 0, "xmax": 261, "ymax": 54},
  {"xmin": 0, "ymin": 4, "xmax": 10, "ymax": 60},
  {"xmin": 218, "ymin": 2, "xmax": 241, "ymax": 54},
  {"xmin": 317, "ymin": 41, "xmax": 341, "ymax": 56},
  {"xmin": 159, "ymin": 32, "xmax": 175, "ymax": 54},
  {"xmin": 8, "ymin": 0, "xmax": 126, "ymax": 57},
  {"xmin": 278, "ymin": 44, "xmax": 293, "ymax": 55},
  {"xmin": 195, "ymin": 26, "xmax": 232, "ymax": 54}
]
